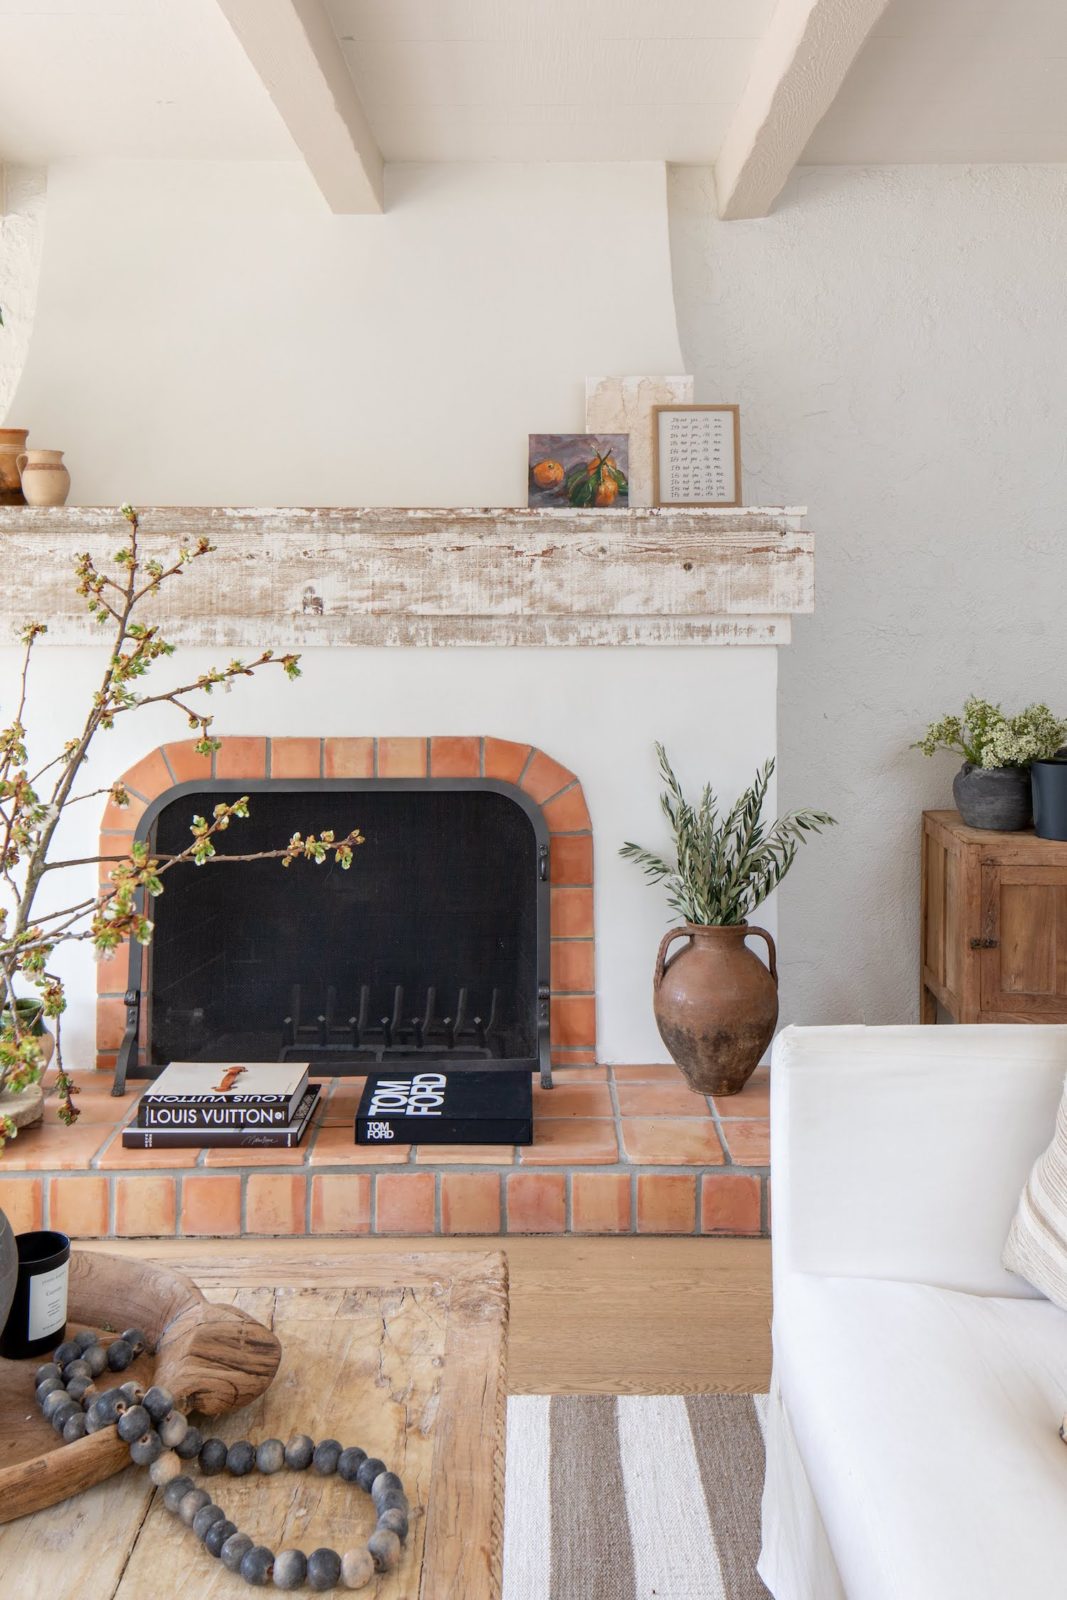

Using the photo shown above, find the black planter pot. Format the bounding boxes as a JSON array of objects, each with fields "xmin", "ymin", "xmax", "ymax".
[
  {"xmin": 1032, "ymin": 758, "xmax": 1067, "ymax": 841},
  {"xmin": 952, "ymin": 762, "xmax": 1033, "ymax": 831}
]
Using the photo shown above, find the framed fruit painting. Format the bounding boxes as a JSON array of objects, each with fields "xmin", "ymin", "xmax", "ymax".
[{"xmin": 528, "ymin": 433, "xmax": 629, "ymax": 509}]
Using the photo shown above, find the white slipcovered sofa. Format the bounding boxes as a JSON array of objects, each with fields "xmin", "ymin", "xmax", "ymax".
[{"xmin": 759, "ymin": 1025, "xmax": 1067, "ymax": 1600}]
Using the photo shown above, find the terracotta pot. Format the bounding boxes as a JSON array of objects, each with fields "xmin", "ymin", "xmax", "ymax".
[
  {"xmin": 653, "ymin": 922, "xmax": 778, "ymax": 1096},
  {"xmin": 0, "ymin": 429, "xmax": 29, "ymax": 505},
  {"xmin": 17, "ymin": 448, "xmax": 70, "ymax": 508}
]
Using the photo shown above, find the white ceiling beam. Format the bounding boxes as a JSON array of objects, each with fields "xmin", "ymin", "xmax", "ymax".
[
  {"xmin": 216, "ymin": 0, "xmax": 383, "ymax": 214},
  {"xmin": 715, "ymin": 0, "xmax": 892, "ymax": 220}
]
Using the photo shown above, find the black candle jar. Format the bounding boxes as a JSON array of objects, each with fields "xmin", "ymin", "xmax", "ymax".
[{"xmin": 0, "ymin": 1230, "xmax": 71, "ymax": 1359}]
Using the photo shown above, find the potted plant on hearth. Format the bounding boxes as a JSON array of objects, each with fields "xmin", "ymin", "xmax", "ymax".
[
  {"xmin": 620, "ymin": 746, "xmax": 834, "ymax": 1095},
  {"xmin": 914, "ymin": 697, "xmax": 1067, "ymax": 831}
]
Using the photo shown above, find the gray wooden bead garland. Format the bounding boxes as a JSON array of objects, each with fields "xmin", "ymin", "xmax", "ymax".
[{"xmin": 35, "ymin": 1332, "xmax": 409, "ymax": 1590}]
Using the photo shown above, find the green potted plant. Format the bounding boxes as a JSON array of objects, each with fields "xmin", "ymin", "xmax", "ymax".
[
  {"xmin": 914, "ymin": 698, "xmax": 1067, "ymax": 831},
  {"xmin": 620, "ymin": 746, "xmax": 834, "ymax": 1095}
]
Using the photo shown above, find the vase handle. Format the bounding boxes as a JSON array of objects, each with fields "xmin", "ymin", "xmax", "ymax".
[
  {"xmin": 654, "ymin": 927, "xmax": 691, "ymax": 991},
  {"xmin": 745, "ymin": 925, "xmax": 778, "ymax": 985}
]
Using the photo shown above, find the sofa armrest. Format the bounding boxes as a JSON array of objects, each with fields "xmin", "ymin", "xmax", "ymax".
[{"xmin": 771, "ymin": 1024, "xmax": 1067, "ymax": 1296}]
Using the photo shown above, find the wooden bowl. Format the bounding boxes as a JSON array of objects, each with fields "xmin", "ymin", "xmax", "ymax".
[{"xmin": 0, "ymin": 1250, "xmax": 281, "ymax": 1522}]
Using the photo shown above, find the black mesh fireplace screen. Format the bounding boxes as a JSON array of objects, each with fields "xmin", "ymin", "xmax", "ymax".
[{"xmin": 112, "ymin": 779, "xmax": 551, "ymax": 1092}]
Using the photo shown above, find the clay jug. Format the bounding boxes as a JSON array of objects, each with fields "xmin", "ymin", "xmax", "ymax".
[
  {"xmin": 653, "ymin": 922, "xmax": 778, "ymax": 1096},
  {"xmin": 0, "ymin": 428, "xmax": 29, "ymax": 505},
  {"xmin": 17, "ymin": 448, "xmax": 70, "ymax": 507}
]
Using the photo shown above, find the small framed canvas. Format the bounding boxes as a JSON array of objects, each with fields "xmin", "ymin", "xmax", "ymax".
[
  {"xmin": 528, "ymin": 434, "xmax": 629, "ymax": 509},
  {"xmin": 652, "ymin": 404, "xmax": 742, "ymax": 508}
]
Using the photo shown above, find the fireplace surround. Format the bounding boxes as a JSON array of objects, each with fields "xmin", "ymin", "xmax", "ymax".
[{"xmin": 99, "ymin": 736, "xmax": 595, "ymax": 1093}]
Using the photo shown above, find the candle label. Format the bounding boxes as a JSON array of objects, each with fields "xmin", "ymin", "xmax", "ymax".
[{"xmin": 28, "ymin": 1260, "xmax": 69, "ymax": 1341}]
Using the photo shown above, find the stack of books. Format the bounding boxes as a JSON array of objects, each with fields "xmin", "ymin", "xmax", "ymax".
[{"xmin": 122, "ymin": 1062, "xmax": 320, "ymax": 1150}]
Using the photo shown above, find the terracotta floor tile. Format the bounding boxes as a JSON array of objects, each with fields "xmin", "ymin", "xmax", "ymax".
[
  {"xmin": 44, "ymin": 1072, "xmax": 138, "ymax": 1124},
  {"xmin": 0, "ymin": 1176, "xmax": 43, "ymax": 1232},
  {"xmin": 309, "ymin": 1124, "xmax": 410, "ymax": 1165},
  {"xmin": 701, "ymin": 1173, "xmax": 762, "ymax": 1235},
  {"xmin": 375, "ymin": 1172, "xmax": 435, "ymax": 1233},
  {"xmin": 441, "ymin": 1172, "xmax": 501, "ymax": 1233},
  {"xmin": 532, "ymin": 1083, "xmax": 613, "ymax": 1119},
  {"xmin": 620, "ymin": 1118, "xmax": 726, "ymax": 1167},
  {"xmin": 414, "ymin": 1145, "xmax": 515, "ymax": 1164},
  {"xmin": 506, "ymin": 1172, "xmax": 566, "ymax": 1233},
  {"xmin": 96, "ymin": 1137, "xmax": 201, "ymax": 1170},
  {"xmin": 718, "ymin": 1120, "xmax": 771, "ymax": 1165},
  {"xmin": 714, "ymin": 1067, "xmax": 770, "ymax": 1119},
  {"xmin": 321, "ymin": 1081, "xmax": 367, "ymax": 1126},
  {"xmin": 114, "ymin": 1174, "xmax": 177, "ymax": 1237},
  {"xmin": 636, "ymin": 1173, "xmax": 697, "ymax": 1234},
  {"xmin": 548, "ymin": 1065, "xmax": 608, "ymax": 1083},
  {"xmin": 571, "ymin": 1172, "xmax": 631, "ymax": 1233},
  {"xmin": 612, "ymin": 1064, "xmax": 682, "ymax": 1081},
  {"xmin": 50, "ymin": 1174, "xmax": 109, "ymax": 1237},
  {"xmin": 1, "ymin": 1119, "xmax": 111, "ymax": 1171},
  {"xmin": 519, "ymin": 1118, "xmax": 618, "ymax": 1165},
  {"xmin": 616, "ymin": 1081, "xmax": 711, "ymax": 1117},
  {"xmin": 180, "ymin": 1175, "xmax": 243, "ymax": 1236},
  {"xmin": 310, "ymin": 1173, "xmax": 372, "ymax": 1234},
  {"xmin": 245, "ymin": 1174, "xmax": 306, "ymax": 1234}
]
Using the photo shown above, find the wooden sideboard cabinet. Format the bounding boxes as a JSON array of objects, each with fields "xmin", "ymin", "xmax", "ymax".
[{"xmin": 921, "ymin": 809, "xmax": 1067, "ymax": 1024}]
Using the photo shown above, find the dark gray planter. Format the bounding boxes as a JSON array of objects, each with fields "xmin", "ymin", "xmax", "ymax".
[
  {"xmin": 953, "ymin": 762, "xmax": 1033, "ymax": 831},
  {"xmin": 1032, "ymin": 758, "xmax": 1067, "ymax": 841},
  {"xmin": 0, "ymin": 1207, "xmax": 16, "ymax": 1336}
]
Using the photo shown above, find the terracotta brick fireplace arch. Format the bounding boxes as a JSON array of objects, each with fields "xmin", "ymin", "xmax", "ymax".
[{"xmin": 96, "ymin": 736, "xmax": 596, "ymax": 1075}]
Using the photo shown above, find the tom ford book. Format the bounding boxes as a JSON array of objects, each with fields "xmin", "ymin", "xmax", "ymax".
[
  {"xmin": 138, "ymin": 1062, "xmax": 309, "ymax": 1129},
  {"xmin": 355, "ymin": 1069, "xmax": 533, "ymax": 1146},
  {"xmin": 124, "ymin": 1085, "xmax": 321, "ymax": 1149}
]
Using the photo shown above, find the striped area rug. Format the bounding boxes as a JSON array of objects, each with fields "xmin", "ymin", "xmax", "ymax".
[{"xmin": 504, "ymin": 1394, "xmax": 770, "ymax": 1600}]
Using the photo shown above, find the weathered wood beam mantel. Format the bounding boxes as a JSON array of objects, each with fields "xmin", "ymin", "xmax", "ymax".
[{"xmin": 0, "ymin": 506, "xmax": 813, "ymax": 648}]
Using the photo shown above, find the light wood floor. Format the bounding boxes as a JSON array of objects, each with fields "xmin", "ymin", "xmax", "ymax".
[{"xmin": 92, "ymin": 1236, "xmax": 772, "ymax": 1395}]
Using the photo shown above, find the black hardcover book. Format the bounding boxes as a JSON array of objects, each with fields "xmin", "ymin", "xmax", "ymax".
[
  {"xmin": 355, "ymin": 1069, "xmax": 533, "ymax": 1147},
  {"xmin": 123, "ymin": 1086, "xmax": 321, "ymax": 1150}
]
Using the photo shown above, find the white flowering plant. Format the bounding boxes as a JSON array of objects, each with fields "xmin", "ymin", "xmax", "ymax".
[
  {"xmin": 915, "ymin": 697, "xmax": 1067, "ymax": 771},
  {"xmin": 0, "ymin": 505, "xmax": 363, "ymax": 1145}
]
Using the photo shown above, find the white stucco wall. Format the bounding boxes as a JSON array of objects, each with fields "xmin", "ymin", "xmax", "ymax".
[
  {"xmin": 13, "ymin": 158, "xmax": 685, "ymax": 506},
  {"xmin": 669, "ymin": 163, "xmax": 1067, "ymax": 1026},
  {"xmin": 5, "ymin": 155, "xmax": 780, "ymax": 1068},
  {"xmin": 0, "ymin": 165, "xmax": 46, "ymax": 422}
]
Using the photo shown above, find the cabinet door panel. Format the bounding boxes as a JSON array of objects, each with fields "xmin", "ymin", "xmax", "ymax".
[{"xmin": 981, "ymin": 864, "xmax": 1067, "ymax": 1012}]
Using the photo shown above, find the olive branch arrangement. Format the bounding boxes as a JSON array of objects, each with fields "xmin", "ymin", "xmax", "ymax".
[
  {"xmin": 0, "ymin": 505, "xmax": 363, "ymax": 1146},
  {"xmin": 621, "ymin": 744, "xmax": 834, "ymax": 926}
]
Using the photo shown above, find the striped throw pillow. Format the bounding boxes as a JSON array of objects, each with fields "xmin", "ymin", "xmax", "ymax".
[{"xmin": 1003, "ymin": 1076, "xmax": 1067, "ymax": 1318}]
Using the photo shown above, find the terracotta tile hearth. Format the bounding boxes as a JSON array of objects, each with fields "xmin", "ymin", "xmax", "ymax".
[{"xmin": 0, "ymin": 1066, "xmax": 771, "ymax": 1240}]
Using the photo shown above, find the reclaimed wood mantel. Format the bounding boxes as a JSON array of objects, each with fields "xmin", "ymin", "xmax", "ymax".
[{"xmin": 0, "ymin": 504, "xmax": 813, "ymax": 647}]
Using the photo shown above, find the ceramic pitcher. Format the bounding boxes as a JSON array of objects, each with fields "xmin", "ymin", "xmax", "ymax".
[
  {"xmin": 17, "ymin": 448, "xmax": 70, "ymax": 508},
  {"xmin": 0, "ymin": 428, "xmax": 29, "ymax": 504}
]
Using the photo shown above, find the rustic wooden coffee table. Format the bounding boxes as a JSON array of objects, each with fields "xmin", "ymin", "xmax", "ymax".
[{"xmin": 0, "ymin": 1245, "xmax": 508, "ymax": 1600}]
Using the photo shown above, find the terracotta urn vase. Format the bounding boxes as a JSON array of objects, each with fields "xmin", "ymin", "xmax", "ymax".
[
  {"xmin": 0, "ymin": 429, "xmax": 29, "ymax": 505},
  {"xmin": 17, "ymin": 448, "xmax": 70, "ymax": 507},
  {"xmin": 653, "ymin": 922, "xmax": 778, "ymax": 1096}
]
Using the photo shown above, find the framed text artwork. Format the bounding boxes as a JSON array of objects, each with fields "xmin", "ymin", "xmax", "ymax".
[{"xmin": 652, "ymin": 404, "xmax": 742, "ymax": 508}]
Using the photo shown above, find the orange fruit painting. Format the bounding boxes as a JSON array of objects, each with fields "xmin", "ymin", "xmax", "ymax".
[{"xmin": 528, "ymin": 434, "xmax": 629, "ymax": 509}]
